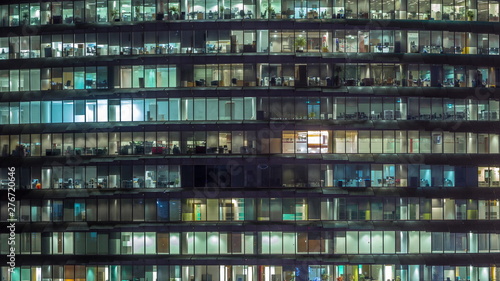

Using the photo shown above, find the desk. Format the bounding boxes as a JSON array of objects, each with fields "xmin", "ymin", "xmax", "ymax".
[
  {"xmin": 345, "ymin": 79, "xmax": 356, "ymax": 86},
  {"xmin": 20, "ymin": 51, "xmax": 30, "ymax": 58},
  {"xmin": 46, "ymin": 149, "xmax": 62, "ymax": 156},
  {"xmin": 384, "ymin": 110, "xmax": 394, "ymax": 120},
  {"xmin": 243, "ymin": 45, "xmax": 256, "ymax": 52},
  {"xmin": 455, "ymin": 112, "xmax": 466, "ymax": 119},
  {"xmin": 481, "ymin": 111, "xmax": 498, "ymax": 120},
  {"xmin": 85, "ymin": 80, "xmax": 94, "ymax": 88},
  {"xmin": 362, "ymin": 78, "xmax": 374, "ymax": 86},
  {"xmin": 122, "ymin": 180, "xmax": 133, "ymax": 188},
  {"xmin": 152, "ymin": 147, "xmax": 164, "ymax": 154},
  {"xmin": 307, "ymin": 11, "xmax": 319, "ymax": 18},
  {"xmin": 479, "ymin": 181, "xmax": 489, "ymax": 187},
  {"xmin": 51, "ymin": 83, "xmax": 63, "ymax": 90},
  {"xmin": 308, "ymin": 77, "xmax": 321, "ymax": 86},
  {"xmin": 372, "ymin": 45, "xmax": 394, "ymax": 53}
]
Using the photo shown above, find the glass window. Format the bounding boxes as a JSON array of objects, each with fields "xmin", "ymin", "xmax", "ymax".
[
  {"xmin": 133, "ymin": 232, "xmax": 145, "ymax": 254},
  {"xmin": 121, "ymin": 232, "xmax": 133, "ymax": 254}
]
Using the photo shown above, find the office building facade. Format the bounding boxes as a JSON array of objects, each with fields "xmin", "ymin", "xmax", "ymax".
[{"xmin": 1, "ymin": 0, "xmax": 500, "ymax": 280}]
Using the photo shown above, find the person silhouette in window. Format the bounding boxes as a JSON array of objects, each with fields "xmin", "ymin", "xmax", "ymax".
[{"xmin": 173, "ymin": 145, "xmax": 181, "ymax": 154}]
